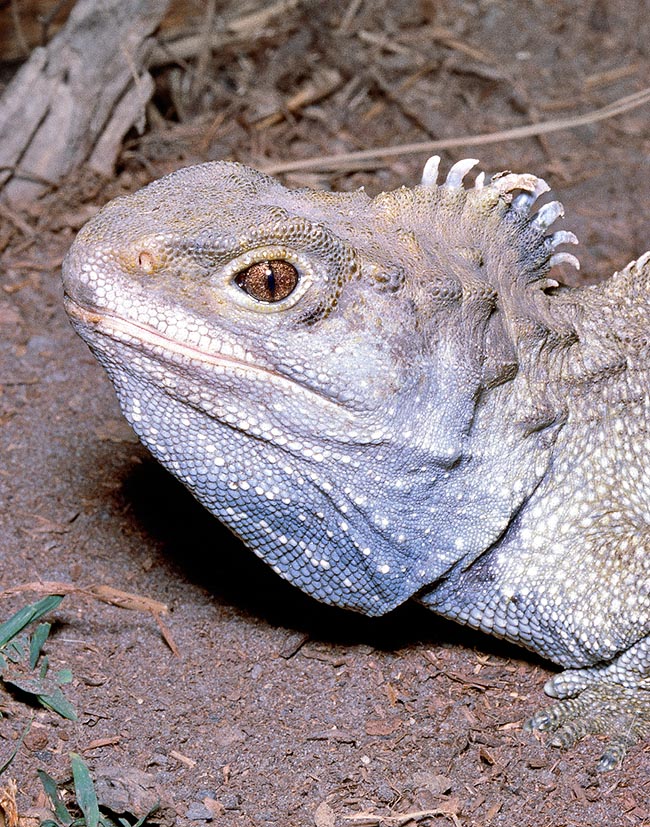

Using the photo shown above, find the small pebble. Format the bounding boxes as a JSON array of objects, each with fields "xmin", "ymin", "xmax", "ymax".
[{"xmin": 222, "ymin": 793, "xmax": 240, "ymax": 810}]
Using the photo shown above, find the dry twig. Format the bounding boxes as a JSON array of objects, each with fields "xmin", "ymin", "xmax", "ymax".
[
  {"xmin": 261, "ymin": 86, "xmax": 650, "ymax": 175},
  {"xmin": 0, "ymin": 581, "xmax": 179, "ymax": 656}
]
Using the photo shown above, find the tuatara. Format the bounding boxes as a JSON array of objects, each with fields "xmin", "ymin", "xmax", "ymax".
[{"xmin": 62, "ymin": 157, "xmax": 650, "ymax": 769}]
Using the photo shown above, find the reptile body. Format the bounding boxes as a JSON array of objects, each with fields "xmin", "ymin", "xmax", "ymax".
[{"xmin": 62, "ymin": 158, "xmax": 650, "ymax": 768}]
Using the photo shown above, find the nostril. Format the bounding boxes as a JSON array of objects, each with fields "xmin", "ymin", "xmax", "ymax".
[{"xmin": 137, "ymin": 250, "xmax": 156, "ymax": 273}]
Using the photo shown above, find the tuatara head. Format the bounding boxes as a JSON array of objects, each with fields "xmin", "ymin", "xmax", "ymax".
[{"xmin": 62, "ymin": 158, "xmax": 581, "ymax": 614}]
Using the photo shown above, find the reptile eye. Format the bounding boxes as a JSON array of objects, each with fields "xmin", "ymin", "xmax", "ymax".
[{"xmin": 234, "ymin": 260, "xmax": 299, "ymax": 303}]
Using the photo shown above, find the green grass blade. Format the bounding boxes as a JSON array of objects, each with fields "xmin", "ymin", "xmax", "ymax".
[
  {"xmin": 70, "ymin": 752, "xmax": 100, "ymax": 827},
  {"xmin": 30, "ymin": 621, "xmax": 51, "ymax": 668},
  {"xmin": 0, "ymin": 720, "xmax": 31, "ymax": 777},
  {"xmin": 0, "ymin": 607, "xmax": 38, "ymax": 649},
  {"xmin": 37, "ymin": 768, "xmax": 74, "ymax": 825},
  {"xmin": 23, "ymin": 594, "xmax": 65, "ymax": 624},
  {"xmin": 4, "ymin": 636, "xmax": 26, "ymax": 663},
  {"xmin": 131, "ymin": 806, "xmax": 159, "ymax": 827},
  {"xmin": 40, "ymin": 653, "xmax": 50, "ymax": 679},
  {"xmin": 0, "ymin": 595, "xmax": 64, "ymax": 648},
  {"xmin": 39, "ymin": 687, "xmax": 78, "ymax": 721}
]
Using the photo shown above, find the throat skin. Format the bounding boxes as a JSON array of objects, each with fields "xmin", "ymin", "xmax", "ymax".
[{"xmin": 63, "ymin": 274, "xmax": 564, "ymax": 619}]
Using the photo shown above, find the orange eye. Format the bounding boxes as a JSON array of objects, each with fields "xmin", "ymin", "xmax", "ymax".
[{"xmin": 234, "ymin": 260, "xmax": 299, "ymax": 303}]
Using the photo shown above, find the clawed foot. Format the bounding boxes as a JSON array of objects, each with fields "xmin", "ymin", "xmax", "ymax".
[{"xmin": 524, "ymin": 669, "xmax": 650, "ymax": 771}]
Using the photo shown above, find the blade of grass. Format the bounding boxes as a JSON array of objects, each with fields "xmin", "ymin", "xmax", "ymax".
[
  {"xmin": 0, "ymin": 595, "xmax": 64, "ymax": 648},
  {"xmin": 0, "ymin": 719, "xmax": 31, "ymax": 776},
  {"xmin": 40, "ymin": 653, "xmax": 50, "ymax": 679},
  {"xmin": 39, "ymin": 687, "xmax": 77, "ymax": 720},
  {"xmin": 37, "ymin": 768, "xmax": 74, "ymax": 825},
  {"xmin": 30, "ymin": 621, "xmax": 52, "ymax": 668},
  {"xmin": 3, "ymin": 634, "xmax": 27, "ymax": 663},
  {"xmin": 70, "ymin": 752, "xmax": 100, "ymax": 827},
  {"xmin": 131, "ymin": 805, "xmax": 159, "ymax": 826}
]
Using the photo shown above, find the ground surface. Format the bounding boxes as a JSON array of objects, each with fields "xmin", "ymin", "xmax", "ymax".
[{"xmin": 1, "ymin": 1, "xmax": 650, "ymax": 824}]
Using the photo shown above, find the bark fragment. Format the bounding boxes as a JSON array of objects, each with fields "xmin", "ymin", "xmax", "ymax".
[{"xmin": 0, "ymin": 0, "xmax": 170, "ymax": 203}]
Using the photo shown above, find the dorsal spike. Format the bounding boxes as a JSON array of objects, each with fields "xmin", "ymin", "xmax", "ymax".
[
  {"xmin": 549, "ymin": 252, "xmax": 580, "ymax": 270},
  {"xmin": 445, "ymin": 158, "xmax": 479, "ymax": 188},
  {"xmin": 550, "ymin": 230, "xmax": 579, "ymax": 249},
  {"xmin": 421, "ymin": 155, "xmax": 441, "ymax": 186}
]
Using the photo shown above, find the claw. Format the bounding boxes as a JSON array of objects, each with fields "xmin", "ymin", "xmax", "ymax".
[
  {"xmin": 549, "ymin": 252, "xmax": 580, "ymax": 270},
  {"xmin": 421, "ymin": 155, "xmax": 440, "ymax": 186},
  {"xmin": 525, "ymin": 709, "xmax": 554, "ymax": 732},
  {"xmin": 474, "ymin": 170, "xmax": 486, "ymax": 189},
  {"xmin": 532, "ymin": 200, "xmax": 564, "ymax": 230},
  {"xmin": 596, "ymin": 743, "xmax": 626, "ymax": 772},
  {"xmin": 550, "ymin": 230, "xmax": 579, "ymax": 249},
  {"xmin": 445, "ymin": 158, "xmax": 479, "ymax": 188},
  {"xmin": 526, "ymin": 677, "xmax": 650, "ymax": 771}
]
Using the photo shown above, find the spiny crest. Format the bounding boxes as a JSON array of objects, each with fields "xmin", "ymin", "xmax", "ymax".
[
  {"xmin": 404, "ymin": 157, "xmax": 592, "ymax": 426},
  {"xmin": 412, "ymin": 155, "xmax": 584, "ymax": 358},
  {"xmin": 420, "ymin": 155, "xmax": 580, "ymax": 274}
]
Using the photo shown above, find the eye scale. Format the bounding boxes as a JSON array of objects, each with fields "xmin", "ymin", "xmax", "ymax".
[{"xmin": 62, "ymin": 156, "xmax": 650, "ymax": 771}]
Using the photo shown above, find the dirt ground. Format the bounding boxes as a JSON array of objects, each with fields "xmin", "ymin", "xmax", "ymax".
[{"xmin": 1, "ymin": 1, "xmax": 650, "ymax": 824}]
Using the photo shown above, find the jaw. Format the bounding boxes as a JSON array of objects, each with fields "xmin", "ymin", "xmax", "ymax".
[
  {"xmin": 63, "ymin": 295, "xmax": 388, "ymax": 450},
  {"xmin": 65, "ymin": 298, "xmax": 334, "ymax": 405}
]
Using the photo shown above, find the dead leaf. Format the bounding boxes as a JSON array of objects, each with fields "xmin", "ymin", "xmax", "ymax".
[
  {"xmin": 411, "ymin": 772, "xmax": 452, "ymax": 795},
  {"xmin": 202, "ymin": 798, "xmax": 225, "ymax": 818},
  {"xmin": 0, "ymin": 779, "xmax": 18, "ymax": 827},
  {"xmin": 94, "ymin": 765, "xmax": 176, "ymax": 827}
]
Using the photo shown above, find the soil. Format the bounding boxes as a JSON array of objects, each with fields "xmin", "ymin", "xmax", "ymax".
[{"xmin": 1, "ymin": 1, "xmax": 650, "ymax": 825}]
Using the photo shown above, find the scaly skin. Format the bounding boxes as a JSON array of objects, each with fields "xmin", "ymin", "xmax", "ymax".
[{"xmin": 62, "ymin": 158, "xmax": 650, "ymax": 768}]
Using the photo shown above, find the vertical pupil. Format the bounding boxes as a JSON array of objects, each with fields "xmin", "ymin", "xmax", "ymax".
[{"xmin": 267, "ymin": 266, "xmax": 276, "ymax": 296}]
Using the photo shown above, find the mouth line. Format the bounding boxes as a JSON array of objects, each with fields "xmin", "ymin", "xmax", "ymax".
[
  {"xmin": 63, "ymin": 296, "xmax": 349, "ymax": 415},
  {"xmin": 65, "ymin": 296, "xmax": 265, "ymax": 372}
]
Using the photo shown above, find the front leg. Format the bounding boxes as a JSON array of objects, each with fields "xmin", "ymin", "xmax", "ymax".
[
  {"xmin": 418, "ymin": 507, "xmax": 650, "ymax": 768},
  {"xmin": 526, "ymin": 635, "xmax": 650, "ymax": 770}
]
